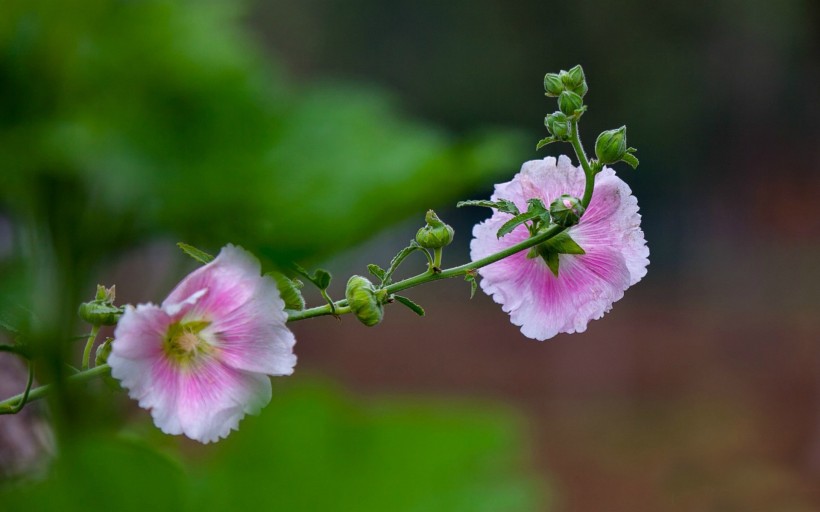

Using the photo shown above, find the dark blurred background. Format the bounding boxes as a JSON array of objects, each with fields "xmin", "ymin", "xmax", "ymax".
[{"xmin": 1, "ymin": 0, "xmax": 819, "ymax": 510}]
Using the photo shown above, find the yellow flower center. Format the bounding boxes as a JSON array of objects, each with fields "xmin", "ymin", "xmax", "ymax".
[{"xmin": 164, "ymin": 320, "xmax": 213, "ymax": 366}]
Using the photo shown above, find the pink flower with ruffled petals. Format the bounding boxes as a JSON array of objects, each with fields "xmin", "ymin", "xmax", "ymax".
[
  {"xmin": 108, "ymin": 245, "xmax": 296, "ymax": 443},
  {"xmin": 470, "ymin": 156, "xmax": 649, "ymax": 341}
]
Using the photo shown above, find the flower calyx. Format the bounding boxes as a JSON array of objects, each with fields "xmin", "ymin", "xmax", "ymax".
[
  {"xmin": 594, "ymin": 126, "xmax": 639, "ymax": 169},
  {"xmin": 415, "ymin": 210, "xmax": 454, "ymax": 249},
  {"xmin": 78, "ymin": 285, "xmax": 123, "ymax": 326}
]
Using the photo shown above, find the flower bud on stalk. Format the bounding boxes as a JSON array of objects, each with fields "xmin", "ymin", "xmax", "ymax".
[
  {"xmin": 595, "ymin": 126, "xmax": 627, "ymax": 164},
  {"xmin": 549, "ymin": 195, "xmax": 585, "ymax": 227},
  {"xmin": 78, "ymin": 285, "xmax": 122, "ymax": 326},
  {"xmin": 545, "ymin": 111, "xmax": 571, "ymax": 140},
  {"xmin": 543, "ymin": 73, "xmax": 564, "ymax": 97},
  {"xmin": 562, "ymin": 65, "xmax": 588, "ymax": 96},
  {"xmin": 345, "ymin": 276, "xmax": 384, "ymax": 326},
  {"xmin": 558, "ymin": 91, "xmax": 584, "ymax": 117},
  {"xmin": 415, "ymin": 210, "xmax": 454, "ymax": 249}
]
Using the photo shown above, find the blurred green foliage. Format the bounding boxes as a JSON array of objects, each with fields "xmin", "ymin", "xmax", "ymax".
[
  {"xmin": 0, "ymin": 382, "xmax": 544, "ymax": 511},
  {"xmin": 0, "ymin": 0, "xmax": 526, "ymax": 266},
  {"xmin": 0, "ymin": 0, "xmax": 542, "ymax": 506}
]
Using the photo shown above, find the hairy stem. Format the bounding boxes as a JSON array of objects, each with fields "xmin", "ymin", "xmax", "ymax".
[{"xmin": 569, "ymin": 119, "xmax": 596, "ymax": 208}]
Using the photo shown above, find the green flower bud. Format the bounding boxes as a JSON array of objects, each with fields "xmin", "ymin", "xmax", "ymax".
[
  {"xmin": 78, "ymin": 285, "xmax": 122, "ymax": 326},
  {"xmin": 415, "ymin": 210, "xmax": 454, "ymax": 249},
  {"xmin": 594, "ymin": 126, "xmax": 627, "ymax": 164},
  {"xmin": 543, "ymin": 72, "xmax": 564, "ymax": 97},
  {"xmin": 558, "ymin": 91, "xmax": 584, "ymax": 117},
  {"xmin": 562, "ymin": 65, "xmax": 588, "ymax": 96},
  {"xmin": 95, "ymin": 338, "xmax": 113, "ymax": 366},
  {"xmin": 345, "ymin": 275, "xmax": 384, "ymax": 327},
  {"xmin": 545, "ymin": 111, "xmax": 570, "ymax": 140},
  {"xmin": 549, "ymin": 195, "xmax": 585, "ymax": 227}
]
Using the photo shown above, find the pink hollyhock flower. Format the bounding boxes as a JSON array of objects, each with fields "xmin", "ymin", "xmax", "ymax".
[
  {"xmin": 470, "ymin": 155, "xmax": 649, "ymax": 341},
  {"xmin": 108, "ymin": 245, "xmax": 297, "ymax": 443}
]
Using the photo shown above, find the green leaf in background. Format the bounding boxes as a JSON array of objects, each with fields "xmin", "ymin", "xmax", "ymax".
[
  {"xmin": 177, "ymin": 243, "xmax": 215, "ymax": 265},
  {"xmin": 0, "ymin": 0, "xmax": 528, "ymax": 268},
  {"xmin": 0, "ymin": 382, "xmax": 547, "ymax": 512}
]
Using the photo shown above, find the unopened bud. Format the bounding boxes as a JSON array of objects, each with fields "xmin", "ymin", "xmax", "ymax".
[
  {"xmin": 549, "ymin": 195, "xmax": 585, "ymax": 227},
  {"xmin": 78, "ymin": 285, "xmax": 122, "ymax": 326},
  {"xmin": 415, "ymin": 210, "xmax": 454, "ymax": 249},
  {"xmin": 562, "ymin": 65, "xmax": 588, "ymax": 96},
  {"xmin": 543, "ymin": 73, "xmax": 564, "ymax": 97},
  {"xmin": 95, "ymin": 338, "xmax": 113, "ymax": 366},
  {"xmin": 595, "ymin": 126, "xmax": 627, "ymax": 164},
  {"xmin": 345, "ymin": 275, "xmax": 384, "ymax": 327},
  {"xmin": 558, "ymin": 90, "xmax": 584, "ymax": 117},
  {"xmin": 545, "ymin": 111, "xmax": 570, "ymax": 140}
]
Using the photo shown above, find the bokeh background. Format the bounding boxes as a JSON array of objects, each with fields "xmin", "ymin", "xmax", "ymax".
[{"xmin": 1, "ymin": 0, "xmax": 819, "ymax": 510}]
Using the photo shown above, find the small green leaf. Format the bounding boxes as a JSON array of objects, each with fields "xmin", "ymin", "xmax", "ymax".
[
  {"xmin": 621, "ymin": 153, "xmax": 639, "ymax": 169},
  {"xmin": 292, "ymin": 264, "xmax": 332, "ymax": 291},
  {"xmin": 464, "ymin": 274, "xmax": 478, "ymax": 299},
  {"xmin": 394, "ymin": 295, "xmax": 425, "ymax": 316},
  {"xmin": 268, "ymin": 272, "xmax": 307, "ymax": 310},
  {"xmin": 384, "ymin": 241, "xmax": 426, "ymax": 283},
  {"xmin": 457, "ymin": 199, "xmax": 520, "ymax": 215},
  {"xmin": 313, "ymin": 269, "xmax": 332, "ymax": 290},
  {"xmin": 495, "ymin": 199, "xmax": 520, "ymax": 215},
  {"xmin": 496, "ymin": 200, "xmax": 547, "ymax": 239},
  {"xmin": 177, "ymin": 243, "xmax": 214, "ymax": 264},
  {"xmin": 367, "ymin": 264, "xmax": 387, "ymax": 282},
  {"xmin": 536, "ymin": 136, "xmax": 556, "ymax": 150},
  {"xmin": 497, "ymin": 211, "xmax": 538, "ymax": 238}
]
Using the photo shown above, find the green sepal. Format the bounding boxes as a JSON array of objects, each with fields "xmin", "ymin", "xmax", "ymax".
[
  {"xmin": 621, "ymin": 152, "xmax": 639, "ymax": 169},
  {"xmin": 536, "ymin": 136, "xmax": 556, "ymax": 150},
  {"xmin": 545, "ymin": 252, "xmax": 561, "ymax": 277},
  {"xmin": 367, "ymin": 264, "xmax": 387, "ymax": 283},
  {"xmin": 496, "ymin": 199, "xmax": 548, "ymax": 239},
  {"xmin": 543, "ymin": 231, "xmax": 586, "ymax": 255},
  {"xmin": 457, "ymin": 199, "xmax": 519, "ymax": 216},
  {"xmin": 464, "ymin": 273, "xmax": 478, "ymax": 299},
  {"xmin": 268, "ymin": 272, "xmax": 306, "ymax": 311},
  {"xmin": 393, "ymin": 295, "xmax": 425, "ymax": 316},
  {"xmin": 177, "ymin": 243, "xmax": 214, "ymax": 264},
  {"xmin": 529, "ymin": 231, "xmax": 586, "ymax": 277}
]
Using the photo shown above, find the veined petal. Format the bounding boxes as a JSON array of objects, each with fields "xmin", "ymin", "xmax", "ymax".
[{"xmin": 108, "ymin": 244, "xmax": 297, "ymax": 443}]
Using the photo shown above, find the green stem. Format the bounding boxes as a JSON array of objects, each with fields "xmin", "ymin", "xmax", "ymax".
[
  {"xmin": 569, "ymin": 119, "xmax": 596, "ymax": 208},
  {"xmin": 287, "ymin": 223, "xmax": 563, "ymax": 322},
  {"xmin": 0, "ymin": 364, "xmax": 111, "ymax": 413},
  {"xmin": 81, "ymin": 325, "xmax": 100, "ymax": 371},
  {"xmin": 433, "ymin": 247, "xmax": 443, "ymax": 270},
  {"xmin": 0, "ymin": 119, "xmax": 600, "ymax": 410}
]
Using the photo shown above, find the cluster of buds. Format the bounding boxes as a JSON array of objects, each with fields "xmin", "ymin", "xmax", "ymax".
[{"xmin": 541, "ymin": 65, "xmax": 588, "ymax": 143}]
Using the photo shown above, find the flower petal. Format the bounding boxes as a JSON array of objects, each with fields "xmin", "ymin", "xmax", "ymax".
[
  {"xmin": 471, "ymin": 156, "xmax": 648, "ymax": 340},
  {"xmin": 111, "ymin": 304, "xmax": 170, "ymax": 360}
]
